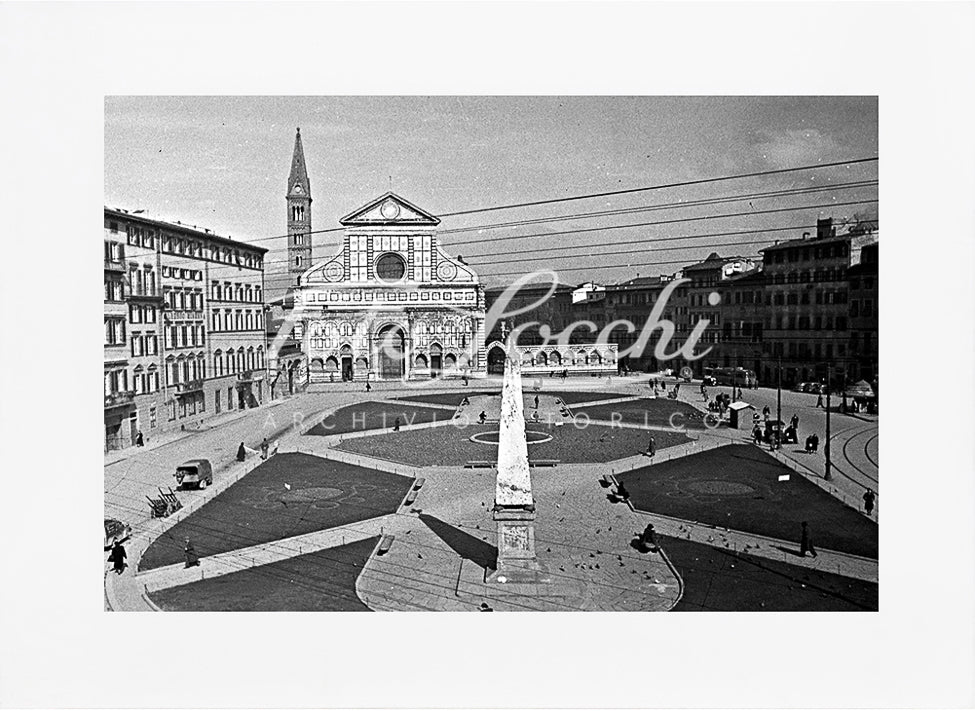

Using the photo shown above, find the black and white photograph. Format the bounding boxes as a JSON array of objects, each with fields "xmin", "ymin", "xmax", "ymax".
[
  {"xmin": 2, "ymin": 2, "xmax": 974, "ymax": 709},
  {"xmin": 102, "ymin": 96, "xmax": 880, "ymax": 614}
]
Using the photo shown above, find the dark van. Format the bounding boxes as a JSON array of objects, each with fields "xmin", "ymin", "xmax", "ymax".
[{"xmin": 174, "ymin": 459, "xmax": 213, "ymax": 490}]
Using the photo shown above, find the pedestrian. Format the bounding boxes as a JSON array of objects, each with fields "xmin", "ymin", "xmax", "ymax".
[
  {"xmin": 365, "ymin": 381, "xmax": 372, "ymax": 392},
  {"xmin": 236, "ymin": 442, "xmax": 246, "ymax": 462},
  {"xmin": 478, "ymin": 410, "xmax": 487, "ymax": 424},
  {"xmin": 135, "ymin": 430, "xmax": 144, "ymax": 447},
  {"xmin": 791, "ymin": 413, "xmax": 799, "ymax": 432},
  {"xmin": 863, "ymin": 489, "xmax": 876, "ymax": 515},
  {"xmin": 108, "ymin": 540, "xmax": 126, "ymax": 575},
  {"xmin": 799, "ymin": 521, "xmax": 817, "ymax": 558},
  {"xmin": 811, "ymin": 433, "xmax": 819, "ymax": 452},
  {"xmin": 184, "ymin": 538, "xmax": 199, "ymax": 568},
  {"xmin": 463, "ymin": 375, "xmax": 469, "ymax": 387},
  {"xmin": 393, "ymin": 418, "xmax": 400, "ymax": 432},
  {"xmin": 752, "ymin": 424, "xmax": 763, "ymax": 444},
  {"xmin": 646, "ymin": 435, "xmax": 656, "ymax": 459},
  {"xmin": 534, "ymin": 394, "xmax": 540, "ymax": 410},
  {"xmin": 675, "ymin": 382, "xmax": 681, "ymax": 395},
  {"xmin": 616, "ymin": 480, "xmax": 630, "ymax": 502},
  {"xmin": 762, "ymin": 405, "xmax": 770, "ymax": 421},
  {"xmin": 701, "ymin": 387, "xmax": 708, "ymax": 402},
  {"xmin": 816, "ymin": 390, "xmax": 824, "ymax": 408},
  {"xmin": 260, "ymin": 438, "xmax": 269, "ymax": 460},
  {"xmin": 641, "ymin": 523, "xmax": 658, "ymax": 551}
]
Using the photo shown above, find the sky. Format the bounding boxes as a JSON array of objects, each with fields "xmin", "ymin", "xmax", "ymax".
[{"xmin": 105, "ymin": 96, "xmax": 878, "ymax": 299}]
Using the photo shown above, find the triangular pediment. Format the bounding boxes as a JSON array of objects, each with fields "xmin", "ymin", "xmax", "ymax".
[{"xmin": 339, "ymin": 192, "xmax": 441, "ymax": 226}]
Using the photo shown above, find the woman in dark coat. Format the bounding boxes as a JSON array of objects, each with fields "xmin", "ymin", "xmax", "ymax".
[
  {"xmin": 108, "ymin": 541, "xmax": 126, "ymax": 574},
  {"xmin": 236, "ymin": 442, "xmax": 247, "ymax": 462}
]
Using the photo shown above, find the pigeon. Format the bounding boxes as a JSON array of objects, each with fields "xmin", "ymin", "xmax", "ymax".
[{"xmin": 417, "ymin": 553, "xmax": 423, "ymax": 559}]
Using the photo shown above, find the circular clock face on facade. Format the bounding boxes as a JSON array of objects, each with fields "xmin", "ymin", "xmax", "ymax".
[
  {"xmin": 293, "ymin": 184, "xmax": 303, "ymax": 194},
  {"xmin": 380, "ymin": 200, "xmax": 401, "ymax": 219},
  {"xmin": 436, "ymin": 261, "xmax": 458, "ymax": 281}
]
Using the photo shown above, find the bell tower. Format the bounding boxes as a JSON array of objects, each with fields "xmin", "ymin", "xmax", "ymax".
[{"xmin": 287, "ymin": 127, "xmax": 312, "ymax": 287}]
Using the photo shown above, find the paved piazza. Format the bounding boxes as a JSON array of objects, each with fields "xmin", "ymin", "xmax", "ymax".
[{"xmin": 106, "ymin": 378, "xmax": 879, "ymax": 612}]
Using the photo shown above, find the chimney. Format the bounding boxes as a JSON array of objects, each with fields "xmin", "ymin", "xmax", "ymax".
[{"xmin": 816, "ymin": 218, "xmax": 834, "ymax": 240}]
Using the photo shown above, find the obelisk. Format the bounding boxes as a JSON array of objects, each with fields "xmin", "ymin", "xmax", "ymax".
[{"xmin": 486, "ymin": 353, "xmax": 550, "ymax": 584}]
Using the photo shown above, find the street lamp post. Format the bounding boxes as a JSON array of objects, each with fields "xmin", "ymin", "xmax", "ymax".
[
  {"xmin": 776, "ymin": 357, "xmax": 782, "ymax": 449},
  {"xmin": 824, "ymin": 362, "xmax": 832, "ymax": 481}
]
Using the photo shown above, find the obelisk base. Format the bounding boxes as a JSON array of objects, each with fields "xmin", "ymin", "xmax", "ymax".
[{"xmin": 485, "ymin": 506, "xmax": 551, "ymax": 585}]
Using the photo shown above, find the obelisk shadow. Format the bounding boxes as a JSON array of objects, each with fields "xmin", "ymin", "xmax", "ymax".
[{"xmin": 419, "ymin": 513, "xmax": 498, "ymax": 571}]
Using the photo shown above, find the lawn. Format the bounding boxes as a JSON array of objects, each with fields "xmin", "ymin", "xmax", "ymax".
[
  {"xmin": 139, "ymin": 453, "xmax": 412, "ymax": 571},
  {"xmin": 661, "ymin": 534, "xmax": 878, "ymax": 611},
  {"xmin": 334, "ymin": 421, "xmax": 691, "ymax": 466},
  {"xmin": 393, "ymin": 389, "xmax": 624, "ymax": 407},
  {"xmin": 149, "ymin": 537, "xmax": 377, "ymax": 611},
  {"xmin": 619, "ymin": 445, "xmax": 878, "ymax": 558},
  {"xmin": 394, "ymin": 391, "xmax": 496, "ymax": 406},
  {"xmin": 573, "ymin": 398, "xmax": 719, "ymax": 430},
  {"xmin": 305, "ymin": 401, "xmax": 455, "ymax": 436}
]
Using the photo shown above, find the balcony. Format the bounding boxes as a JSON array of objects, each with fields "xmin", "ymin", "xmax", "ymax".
[
  {"xmin": 104, "ymin": 258, "xmax": 125, "ymax": 273},
  {"xmin": 175, "ymin": 379, "xmax": 204, "ymax": 395},
  {"xmin": 128, "ymin": 288, "xmax": 163, "ymax": 302},
  {"xmin": 104, "ymin": 390, "xmax": 136, "ymax": 409}
]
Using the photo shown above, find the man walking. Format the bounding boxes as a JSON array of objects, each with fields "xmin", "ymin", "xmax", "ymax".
[
  {"xmin": 799, "ymin": 521, "xmax": 817, "ymax": 558},
  {"xmin": 640, "ymin": 523, "xmax": 658, "ymax": 552},
  {"xmin": 184, "ymin": 538, "xmax": 200, "ymax": 568},
  {"xmin": 108, "ymin": 540, "xmax": 127, "ymax": 575},
  {"xmin": 260, "ymin": 438, "xmax": 269, "ymax": 461},
  {"xmin": 790, "ymin": 413, "xmax": 799, "ymax": 433},
  {"xmin": 645, "ymin": 435, "xmax": 656, "ymax": 460},
  {"xmin": 863, "ymin": 489, "xmax": 876, "ymax": 516}
]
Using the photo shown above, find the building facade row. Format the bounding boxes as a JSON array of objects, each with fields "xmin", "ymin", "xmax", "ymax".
[
  {"xmin": 103, "ymin": 208, "xmax": 269, "ymax": 451},
  {"xmin": 482, "ymin": 218, "xmax": 878, "ymax": 389}
]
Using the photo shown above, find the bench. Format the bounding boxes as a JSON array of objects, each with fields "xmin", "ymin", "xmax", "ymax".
[
  {"xmin": 464, "ymin": 461, "xmax": 495, "ymax": 469},
  {"xmin": 403, "ymin": 490, "xmax": 418, "ymax": 505},
  {"xmin": 413, "ymin": 478, "xmax": 425, "ymax": 491},
  {"xmin": 529, "ymin": 459, "xmax": 560, "ymax": 468},
  {"xmin": 601, "ymin": 474, "xmax": 619, "ymax": 489},
  {"xmin": 377, "ymin": 535, "xmax": 395, "ymax": 556}
]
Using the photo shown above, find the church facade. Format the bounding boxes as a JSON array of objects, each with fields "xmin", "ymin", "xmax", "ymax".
[{"xmin": 294, "ymin": 191, "xmax": 488, "ymax": 382}]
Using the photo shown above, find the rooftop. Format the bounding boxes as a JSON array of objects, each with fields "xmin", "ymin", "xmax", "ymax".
[{"xmin": 104, "ymin": 207, "xmax": 269, "ymax": 254}]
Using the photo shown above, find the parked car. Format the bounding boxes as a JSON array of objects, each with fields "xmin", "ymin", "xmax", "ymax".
[
  {"xmin": 174, "ymin": 459, "xmax": 213, "ymax": 490},
  {"xmin": 104, "ymin": 518, "xmax": 132, "ymax": 549}
]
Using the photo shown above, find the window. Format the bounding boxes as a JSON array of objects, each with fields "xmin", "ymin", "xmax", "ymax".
[
  {"xmin": 376, "ymin": 253, "xmax": 406, "ymax": 282},
  {"xmin": 149, "ymin": 405, "xmax": 157, "ymax": 429}
]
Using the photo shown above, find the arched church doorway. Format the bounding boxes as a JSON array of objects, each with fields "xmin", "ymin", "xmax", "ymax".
[
  {"xmin": 376, "ymin": 325, "xmax": 406, "ymax": 380},
  {"xmin": 340, "ymin": 344, "xmax": 353, "ymax": 381},
  {"xmin": 487, "ymin": 345, "xmax": 506, "ymax": 375},
  {"xmin": 430, "ymin": 343, "xmax": 443, "ymax": 378}
]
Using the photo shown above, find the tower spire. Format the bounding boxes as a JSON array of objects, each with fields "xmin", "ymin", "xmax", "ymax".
[
  {"xmin": 288, "ymin": 127, "xmax": 311, "ymax": 197},
  {"xmin": 287, "ymin": 127, "xmax": 313, "ymax": 288}
]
